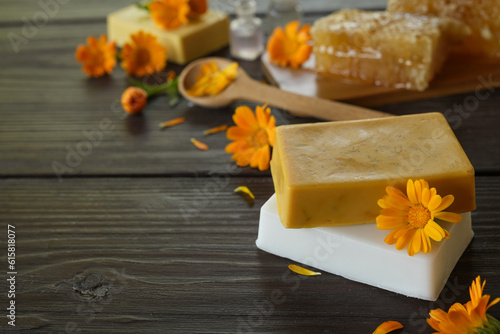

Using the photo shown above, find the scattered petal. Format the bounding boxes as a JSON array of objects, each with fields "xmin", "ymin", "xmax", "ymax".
[
  {"xmin": 234, "ymin": 186, "xmax": 255, "ymax": 202},
  {"xmin": 159, "ymin": 117, "xmax": 185, "ymax": 129},
  {"xmin": 190, "ymin": 137, "xmax": 209, "ymax": 151},
  {"xmin": 288, "ymin": 264, "xmax": 321, "ymax": 276},
  {"xmin": 203, "ymin": 124, "xmax": 229, "ymax": 135},
  {"xmin": 373, "ymin": 321, "xmax": 403, "ymax": 334},
  {"xmin": 187, "ymin": 62, "xmax": 238, "ymax": 96}
]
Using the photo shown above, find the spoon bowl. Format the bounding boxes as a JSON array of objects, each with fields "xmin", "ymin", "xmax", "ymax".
[{"xmin": 178, "ymin": 57, "xmax": 391, "ymax": 121}]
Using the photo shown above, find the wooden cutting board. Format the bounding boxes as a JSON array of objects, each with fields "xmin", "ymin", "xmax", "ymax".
[{"xmin": 261, "ymin": 52, "xmax": 500, "ymax": 107}]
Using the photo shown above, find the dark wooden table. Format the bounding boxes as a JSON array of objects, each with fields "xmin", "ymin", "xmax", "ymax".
[{"xmin": 1, "ymin": 1, "xmax": 499, "ymax": 333}]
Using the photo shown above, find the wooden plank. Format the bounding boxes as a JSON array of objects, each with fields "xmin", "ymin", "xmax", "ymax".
[
  {"xmin": 1, "ymin": 23, "xmax": 500, "ymax": 176},
  {"xmin": 0, "ymin": 176, "xmax": 498, "ymax": 333}
]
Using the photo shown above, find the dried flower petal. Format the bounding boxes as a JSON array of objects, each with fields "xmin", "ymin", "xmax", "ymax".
[
  {"xmin": 187, "ymin": 62, "xmax": 238, "ymax": 96},
  {"xmin": 234, "ymin": 186, "xmax": 255, "ymax": 200},
  {"xmin": 203, "ymin": 125, "xmax": 229, "ymax": 135},
  {"xmin": 121, "ymin": 87, "xmax": 148, "ymax": 114},
  {"xmin": 120, "ymin": 30, "xmax": 167, "ymax": 76},
  {"xmin": 159, "ymin": 117, "xmax": 185, "ymax": 129},
  {"xmin": 288, "ymin": 264, "xmax": 321, "ymax": 276},
  {"xmin": 148, "ymin": 0, "xmax": 190, "ymax": 30},
  {"xmin": 373, "ymin": 321, "xmax": 403, "ymax": 334},
  {"xmin": 190, "ymin": 138, "xmax": 209, "ymax": 151},
  {"xmin": 267, "ymin": 21, "xmax": 313, "ymax": 68},
  {"xmin": 75, "ymin": 34, "xmax": 117, "ymax": 77}
]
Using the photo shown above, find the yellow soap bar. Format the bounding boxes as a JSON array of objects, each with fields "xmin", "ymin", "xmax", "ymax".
[
  {"xmin": 311, "ymin": 9, "xmax": 470, "ymax": 91},
  {"xmin": 107, "ymin": 6, "xmax": 229, "ymax": 64},
  {"xmin": 388, "ymin": 0, "xmax": 500, "ymax": 57},
  {"xmin": 271, "ymin": 113, "xmax": 475, "ymax": 228}
]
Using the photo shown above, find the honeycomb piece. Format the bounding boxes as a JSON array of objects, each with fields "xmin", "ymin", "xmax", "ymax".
[
  {"xmin": 311, "ymin": 9, "xmax": 470, "ymax": 91},
  {"xmin": 388, "ymin": 0, "xmax": 500, "ymax": 57}
]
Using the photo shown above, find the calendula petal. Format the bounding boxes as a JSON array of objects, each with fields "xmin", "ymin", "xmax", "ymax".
[
  {"xmin": 190, "ymin": 138, "xmax": 209, "ymax": 151},
  {"xmin": 288, "ymin": 264, "xmax": 321, "ymax": 276},
  {"xmin": 372, "ymin": 320, "xmax": 403, "ymax": 334},
  {"xmin": 159, "ymin": 117, "xmax": 185, "ymax": 128},
  {"xmin": 435, "ymin": 212, "xmax": 463, "ymax": 223},
  {"xmin": 203, "ymin": 124, "xmax": 228, "ymax": 135},
  {"xmin": 234, "ymin": 186, "xmax": 255, "ymax": 200}
]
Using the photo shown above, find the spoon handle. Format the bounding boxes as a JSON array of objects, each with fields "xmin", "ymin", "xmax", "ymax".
[{"xmin": 238, "ymin": 78, "xmax": 391, "ymax": 121}]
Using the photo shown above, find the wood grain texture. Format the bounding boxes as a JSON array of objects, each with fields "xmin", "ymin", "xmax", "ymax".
[
  {"xmin": 1, "ymin": 20, "xmax": 500, "ymax": 175},
  {"xmin": 0, "ymin": 176, "xmax": 499, "ymax": 333}
]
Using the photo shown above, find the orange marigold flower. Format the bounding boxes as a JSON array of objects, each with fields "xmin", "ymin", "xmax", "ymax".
[
  {"xmin": 225, "ymin": 104, "xmax": 276, "ymax": 171},
  {"xmin": 120, "ymin": 31, "xmax": 167, "ymax": 77},
  {"xmin": 373, "ymin": 321, "xmax": 403, "ymax": 334},
  {"xmin": 187, "ymin": 61, "xmax": 239, "ymax": 96},
  {"xmin": 148, "ymin": 0, "xmax": 190, "ymax": 30},
  {"xmin": 75, "ymin": 34, "xmax": 117, "ymax": 77},
  {"xmin": 188, "ymin": 0, "xmax": 207, "ymax": 16},
  {"xmin": 427, "ymin": 276, "xmax": 500, "ymax": 334},
  {"xmin": 121, "ymin": 87, "xmax": 148, "ymax": 114},
  {"xmin": 376, "ymin": 179, "xmax": 463, "ymax": 256},
  {"xmin": 267, "ymin": 20, "xmax": 312, "ymax": 68}
]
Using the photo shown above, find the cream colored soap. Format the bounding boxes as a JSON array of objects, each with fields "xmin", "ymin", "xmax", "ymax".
[
  {"xmin": 107, "ymin": 6, "xmax": 229, "ymax": 64},
  {"xmin": 271, "ymin": 113, "xmax": 475, "ymax": 228}
]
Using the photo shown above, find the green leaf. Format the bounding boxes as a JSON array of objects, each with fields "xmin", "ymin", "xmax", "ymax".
[
  {"xmin": 134, "ymin": 1, "xmax": 151, "ymax": 12},
  {"xmin": 129, "ymin": 76, "xmax": 180, "ymax": 106}
]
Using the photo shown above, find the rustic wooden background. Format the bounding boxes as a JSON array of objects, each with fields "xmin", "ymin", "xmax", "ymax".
[{"xmin": 0, "ymin": 0, "xmax": 499, "ymax": 333}]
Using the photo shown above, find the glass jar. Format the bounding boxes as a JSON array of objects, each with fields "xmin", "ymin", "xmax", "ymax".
[
  {"xmin": 230, "ymin": 0, "xmax": 264, "ymax": 61},
  {"xmin": 266, "ymin": 0, "xmax": 302, "ymax": 34}
]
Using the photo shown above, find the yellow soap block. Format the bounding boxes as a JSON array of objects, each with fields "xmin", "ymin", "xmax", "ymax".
[
  {"xmin": 271, "ymin": 113, "xmax": 476, "ymax": 228},
  {"xmin": 388, "ymin": 0, "xmax": 500, "ymax": 57},
  {"xmin": 107, "ymin": 6, "xmax": 229, "ymax": 64},
  {"xmin": 311, "ymin": 9, "xmax": 470, "ymax": 91}
]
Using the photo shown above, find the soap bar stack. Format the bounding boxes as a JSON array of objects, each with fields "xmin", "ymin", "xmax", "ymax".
[{"xmin": 256, "ymin": 113, "xmax": 476, "ymax": 300}]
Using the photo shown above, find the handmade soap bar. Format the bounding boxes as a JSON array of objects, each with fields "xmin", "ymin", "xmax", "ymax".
[
  {"xmin": 311, "ymin": 9, "xmax": 470, "ymax": 90},
  {"xmin": 388, "ymin": 0, "xmax": 500, "ymax": 57},
  {"xmin": 256, "ymin": 194, "xmax": 474, "ymax": 301},
  {"xmin": 271, "ymin": 113, "xmax": 475, "ymax": 228},
  {"xmin": 107, "ymin": 6, "xmax": 229, "ymax": 64}
]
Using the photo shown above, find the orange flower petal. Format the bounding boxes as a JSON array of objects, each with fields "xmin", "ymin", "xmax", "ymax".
[
  {"xmin": 190, "ymin": 137, "xmax": 209, "ymax": 151},
  {"xmin": 159, "ymin": 117, "xmax": 185, "ymax": 128},
  {"xmin": 234, "ymin": 186, "xmax": 255, "ymax": 200},
  {"xmin": 424, "ymin": 220, "xmax": 446, "ymax": 241},
  {"xmin": 288, "ymin": 264, "xmax": 321, "ymax": 276},
  {"xmin": 434, "ymin": 211, "xmax": 463, "ymax": 223},
  {"xmin": 372, "ymin": 321, "xmax": 403, "ymax": 334},
  {"xmin": 203, "ymin": 124, "xmax": 228, "ymax": 135},
  {"xmin": 434, "ymin": 194, "xmax": 455, "ymax": 212}
]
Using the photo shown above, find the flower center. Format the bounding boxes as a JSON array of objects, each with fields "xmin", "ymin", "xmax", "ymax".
[
  {"xmin": 135, "ymin": 48, "xmax": 151, "ymax": 67},
  {"xmin": 252, "ymin": 129, "xmax": 269, "ymax": 148},
  {"xmin": 407, "ymin": 204, "xmax": 431, "ymax": 228}
]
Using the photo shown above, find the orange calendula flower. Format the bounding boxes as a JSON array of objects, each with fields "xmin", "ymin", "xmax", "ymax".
[
  {"xmin": 225, "ymin": 104, "xmax": 276, "ymax": 171},
  {"xmin": 288, "ymin": 264, "xmax": 321, "ymax": 276},
  {"xmin": 187, "ymin": 61, "xmax": 239, "ymax": 96},
  {"xmin": 267, "ymin": 20, "xmax": 313, "ymax": 68},
  {"xmin": 120, "ymin": 31, "xmax": 167, "ymax": 77},
  {"xmin": 121, "ymin": 87, "xmax": 148, "ymax": 114},
  {"xmin": 75, "ymin": 34, "xmax": 117, "ymax": 77},
  {"xmin": 148, "ymin": 0, "xmax": 190, "ymax": 30},
  {"xmin": 376, "ymin": 179, "xmax": 463, "ymax": 256},
  {"xmin": 427, "ymin": 276, "xmax": 500, "ymax": 334},
  {"xmin": 373, "ymin": 321, "xmax": 403, "ymax": 334},
  {"xmin": 191, "ymin": 137, "xmax": 209, "ymax": 151},
  {"xmin": 159, "ymin": 117, "xmax": 185, "ymax": 129}
]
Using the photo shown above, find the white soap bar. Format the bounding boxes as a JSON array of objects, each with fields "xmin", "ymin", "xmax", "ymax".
[{"xmin": 256, "ymin": 194, "xmax": 473, "ymax": 301}]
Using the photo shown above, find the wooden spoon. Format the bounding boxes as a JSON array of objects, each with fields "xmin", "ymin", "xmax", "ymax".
[{"xmin": 178, "ymin": 57, "xmax": 391, "ymax": 121}]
